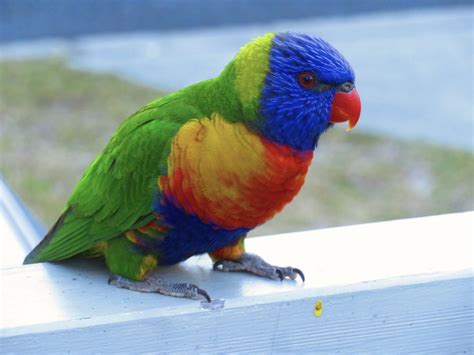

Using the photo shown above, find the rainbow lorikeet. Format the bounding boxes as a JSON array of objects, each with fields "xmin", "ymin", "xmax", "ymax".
[{"xmin": 24, "ymin": 32, "xmax": 361, "ymax": 302}]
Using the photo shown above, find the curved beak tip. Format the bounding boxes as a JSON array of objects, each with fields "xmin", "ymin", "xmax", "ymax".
[{"xmin": 329, "ymin": 88, "xmax": 361, "ymax": 131}]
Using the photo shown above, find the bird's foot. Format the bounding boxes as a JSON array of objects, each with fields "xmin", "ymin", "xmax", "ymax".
[
  {"xmin": 213, "ymin": 252, "xmax": 305, "ymax": 282},
  {"xmin": 108, "ymin": 273, "xmax": 211, "ymax": 302}
]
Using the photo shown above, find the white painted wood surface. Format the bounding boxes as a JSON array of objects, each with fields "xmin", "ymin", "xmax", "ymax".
[
  {"xmin": 1, "ymin": 212, "xmax": 473, "ymax": 353},
  {"xmin": 0, "ymin": 178, "xmax": 44, "ymax": 269}
]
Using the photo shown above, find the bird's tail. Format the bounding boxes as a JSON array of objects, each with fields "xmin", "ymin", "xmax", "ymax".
[{"xmin": 23, "ymin": 209, "xmax": 70, "ymax": 264}]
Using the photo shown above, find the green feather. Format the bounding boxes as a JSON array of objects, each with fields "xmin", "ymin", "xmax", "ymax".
[
  {"xmin": 24, "ymin": 106, "xmax": 178, "ymax": 263},
  {"xmin": 24, "ymin": 35, "xmax": 274, "ymax": 264}
]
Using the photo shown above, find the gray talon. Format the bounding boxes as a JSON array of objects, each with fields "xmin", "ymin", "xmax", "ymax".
[
  {"xmin": 109, "ymin": 273, "xmax": 211, "ymax": 301},
  {"xmin": 293, "ymin": 268, "xmax": 305, "ymax": 282},
  {"xmin": 213, "ymin": 253, "xmax": 304, "ymax": 283},
  {"xmin": 197, "ymin": 287, "xmax": 211, "ymax": 302}
]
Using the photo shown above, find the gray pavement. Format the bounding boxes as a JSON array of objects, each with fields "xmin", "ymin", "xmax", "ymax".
[{"xmin": 1, "ymin": 6, "xmax": 473, "ymax": 150}]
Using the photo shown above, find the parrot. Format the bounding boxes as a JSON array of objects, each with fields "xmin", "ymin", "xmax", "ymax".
[{"xmin": 24, "ymin": 32, "xmax": 361, "ymax": 302}]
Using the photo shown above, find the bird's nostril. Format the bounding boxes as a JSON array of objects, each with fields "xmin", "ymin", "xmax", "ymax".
[
  {"xmin": 339, "ymin": 83, "xmax": 354, "ymax": 92},
  {"xmin": 340, "ymin": 82, "xmax": 353, "ymax": 92}
]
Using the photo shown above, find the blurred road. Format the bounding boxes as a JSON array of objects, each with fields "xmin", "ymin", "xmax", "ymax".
[{"xmin": 1, "ymin": 6, "xmax": 473, "ymax": 149}]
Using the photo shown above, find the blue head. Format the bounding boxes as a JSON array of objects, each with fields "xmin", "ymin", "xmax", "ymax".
[{"xmin": 254, "ymin": 32, "xmax": 360, "ymax": 151}]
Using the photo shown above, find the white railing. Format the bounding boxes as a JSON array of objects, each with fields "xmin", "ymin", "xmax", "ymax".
[
  {"xmin": 0, "ymin": 178, "xmax": 45, "ymax": 269},
  {"xmin": 1, "ymin": 212, "xmax": 473, "ymax": 352}
]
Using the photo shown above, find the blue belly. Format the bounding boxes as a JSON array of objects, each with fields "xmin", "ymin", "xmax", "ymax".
[{"xmin": 149, "ymin": 196, "xmax": 249, "ymax": 265}]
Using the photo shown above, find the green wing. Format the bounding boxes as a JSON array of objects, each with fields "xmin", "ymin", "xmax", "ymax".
[{"xmin": 24, "ymin": 95, "xmax": 195, "ymax": 264}]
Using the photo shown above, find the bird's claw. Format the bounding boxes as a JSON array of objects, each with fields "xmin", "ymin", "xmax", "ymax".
[
  {"xmin": 195, "ymin": 286, "xmax": 211, "ymax": 303},
  {"xmin": 109, "ymin": 274, "xmax": 212, "ymax": 302},
  {"xmin": 213, "ymin": 253, "xmax": 305, "ymax": 282},
  {"xmin": 273, "ymin": 267, "xmax": 305, "ymax": 282},
  {"xmin": 294, "ymin": 268, "xmax": 305, "ymax": 282}
]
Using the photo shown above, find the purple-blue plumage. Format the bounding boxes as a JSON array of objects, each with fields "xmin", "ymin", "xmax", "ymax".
[{"xmin": 255, "ymin": 33, "xmax": 356, "ymax": 151}]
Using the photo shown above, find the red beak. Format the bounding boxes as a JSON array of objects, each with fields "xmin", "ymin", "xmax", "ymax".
[{"xmin": 329, "ymin": 88, "xmax": 361, "ymax": 130}]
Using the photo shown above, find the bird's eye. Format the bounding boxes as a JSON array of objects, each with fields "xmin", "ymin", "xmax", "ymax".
[{"xmin": 297, "ymin": 72, "xmax": 317, "ymax": 89}]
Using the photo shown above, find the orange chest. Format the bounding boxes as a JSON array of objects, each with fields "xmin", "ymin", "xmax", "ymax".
[{"xmin": 159, "ymin": 115, "xmax": 313, "ymax": 230}]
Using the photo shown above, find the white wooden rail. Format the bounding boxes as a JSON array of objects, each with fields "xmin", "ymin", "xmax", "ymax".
[
  {"xmin": 1, "ymin": 212, "xmax": 473, "ymax": 353},
  {"xmin": 0, "ymin": 178, "xmax": 45, "ymax": 269}
]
